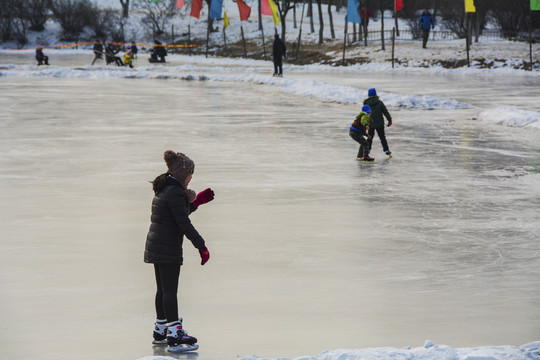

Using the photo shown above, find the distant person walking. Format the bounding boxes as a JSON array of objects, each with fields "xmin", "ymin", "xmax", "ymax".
[
  {"xmin": 419, "ymin": 9, "xmax": 435, "ymax": 48},
  {"xmin": 363, "ymin": 88, "xmax": 393, "ymax": 157},
  {"xmin": 349, "ymin": 105, "xmax": 374, "ymax": 161},
  {"xmin": 91, "ymin": 40, "xmax": 103, "ymax": 65},
  {"xmin": 35, "ymin": 46, "xmax": 49, "ymax": 65},
  {"xmin": 360, "ymin": 5, "xmax": 370, "ymax": 31},
  {"xmin": 130, "ymin": 41, "xmax": 138, "ymax": 59},
  {"xmin": 272, "ymin": 34, "xmax": 287, "ymax": 77}
]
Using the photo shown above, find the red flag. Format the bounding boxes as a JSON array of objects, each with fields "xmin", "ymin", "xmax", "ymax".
[
  {"xmin": 237, "ymin": 0, "xmax": 251, "ymax": 21},
  {"xmin": 191, "ymin": 0, "xmax": 202, "ymax": 18},
  {"xmin": 260, "ymin": 0, "xmax": 272, "ymax": 16},
  {"xmin": 395, "ymin": 0, "xmax": 403, "ymax": 11},
  {"xmin": 176, "ymin": 0, "xmax": 184, "ymax": 9}
]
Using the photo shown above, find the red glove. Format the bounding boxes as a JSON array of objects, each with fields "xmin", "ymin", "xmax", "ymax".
[
  {"xmin": 199, "ymin": 247, "xmax": 210, "ymax": 265},
  {"xmin": 387, "ymin": 120, "xmax": 392, "ymax": 127},
  {"xmin": 192, "ymin": 188, "xmax": 215, "ymax": 208}
]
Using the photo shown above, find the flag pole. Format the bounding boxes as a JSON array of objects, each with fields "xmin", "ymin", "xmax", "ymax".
[
  {"xmin": 394, "ymin": 1, "xmax": 400, "ymax": 37},
  {"xmin": 241, "ymin": 23, "xmax": 247, "ymax": 58},
  {"xmin": 295, "ymin": 2, "xmax": 306, "ymax": 61},
  {"xmin": 342, "ymin": 15, "xmax": 348, "ymax": 66},
  {"xmin": 530, "ymin": 6, "xmax": 533, "ymax": 69}
]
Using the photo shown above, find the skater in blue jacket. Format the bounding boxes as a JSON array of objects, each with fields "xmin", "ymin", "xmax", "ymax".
[{"xmin": 419, "ymin": 9, "xmax": 435, "ymax": 48}]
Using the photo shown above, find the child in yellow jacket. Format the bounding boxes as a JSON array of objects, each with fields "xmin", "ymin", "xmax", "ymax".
[
  {"xmin": 349, "ymin": 105, "xmax": 374, "ymax": 161},
  {"xmin": 123, "ymin": 50, "xmax": 133, "ymax": 68}
]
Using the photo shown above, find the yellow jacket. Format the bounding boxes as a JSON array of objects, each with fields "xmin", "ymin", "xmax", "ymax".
[{"xmin": 124, "ymin": 53, "xmax": 132, "ymax": 64}]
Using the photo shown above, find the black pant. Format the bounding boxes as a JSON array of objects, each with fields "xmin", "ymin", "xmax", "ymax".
[
  {"xmin": 154, "ymin": 263, "xmax": 181, "ymax": 322},
  {"xmin": 273, "ymin": 57, "xmax": 283, "ymax": 75},
  {"xmin": 349, "ymin": 129, "xmax": 369, "ymax": 157},
  {"xmin": 368, "ymin": 126, "xmax": 389, "ymax": 153},
  {"xmin": 422, "ymin": 29, "xmax": 430, "ymax": 48}
]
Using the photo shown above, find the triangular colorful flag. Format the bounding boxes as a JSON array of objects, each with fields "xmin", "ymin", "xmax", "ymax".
[
  {"xmin": 237, "ymin": 0, "xmax": 251, "ymax": 21},
  {"xmin": 191, "ymin": 0, "xmax": 203, "ymax": 18},
  {"xmin": 176, "ymin": 0, "xmax": 184, "ymax": 10},
  {"xmin": 223, "ymin": 12, "xmax": 230, "ymax": 29},
  {"xmin": 346, "ymin": 0, "xmax": 361, "ymax": 23},
  {"xmin": 532, "ymin": 0, "xmax": 540, "ymax": 10},
  {"xmin": 210, "ymin": 0, "xmax": 223, "ymax": 19},
  {"xmin": 465, "ymin": 0, "xmax": 476, "ymax": 12},
  {"xmin": 261, "ymin": 0, "xmax": 280, "ymax": 25},
  {"xmin": 395, "ymin": 0, "xmax": 403, "ymax": 12}
]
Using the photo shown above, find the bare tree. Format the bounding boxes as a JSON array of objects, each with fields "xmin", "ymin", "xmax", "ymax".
[
  {"xmin": 275, "ymin": 0, "xmax": 296, "ymax": 39},
  {"xmin": 21, "ymin": 0, "xmax": 49, "ymax": 31},
  {"xmin": 49, "ymin": 0, "xmax": 95, "ymax": 41},
  {"xmin": 132, "ymin": 0, "xmax": 176, "ymax": 36},
  {"xmin": 316, "ymin": 0, "xmax": 323, "ymax": 43},
  {"xmin": 119, "ymin": 0, "xmax": 130, "ymax": 18},
  {"xmin": 327, "ymin": 0, "xmax": 335, "ymax": 39}
]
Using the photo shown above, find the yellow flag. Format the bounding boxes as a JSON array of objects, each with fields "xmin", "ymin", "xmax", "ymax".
[
  {"xmin": 223, "ymin": 11, "xmax": 230, "ymax": 29},
  {"xmin": 268, "ymin": 0, "xmax": 280, "ymax": 25},
  {"xmin": 465, "ymin": 0, "xmax": 476, "ymax": 12}
]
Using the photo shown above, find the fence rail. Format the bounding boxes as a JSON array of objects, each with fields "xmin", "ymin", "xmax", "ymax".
[{"xmin": 346, "ymin": 29, "xmax": 516, "ymax": 45}]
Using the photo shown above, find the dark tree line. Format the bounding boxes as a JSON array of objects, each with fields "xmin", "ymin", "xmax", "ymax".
[{"xmin": 1, "ymin": 0, "xmax": 537, "ymax": 48}]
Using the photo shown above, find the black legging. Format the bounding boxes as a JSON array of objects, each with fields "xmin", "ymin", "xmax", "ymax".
[
  {"xmin": 154, "ymin": 263, "xmax": 181, "ymax": 322},
  {"xmin": 368, "ymin": 126, "xmax": 389, "ymax": 153}
]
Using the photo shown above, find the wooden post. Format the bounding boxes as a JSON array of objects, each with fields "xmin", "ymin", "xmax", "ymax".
[
  {"xmin": 296, "ymin": 2, "xmax": 306, "ymax": 60},
  {"xmin": 394, "ymin": 9, "xmax": 399, "ymax": 37},
  {"xmin": 206, "ymin": 12, "xmax": 210, "ymax": 58},
  {"xmin": 171, "ymin": 24, "xmax": 174, "ymax": 54},
  {"xmin": 392, "ymin": 27, "xmax": 395, "ymax": 68},
  {"xmin": 342, "ymin": 15, "xmax": 348, "ymax": 65},
  {"xmin": 241, "ymin": 25, "xmax": 248, "ymax": 58},
  {"xmin": 261, "ymin": 20, "xmax": 267, "ymax": 60},
  {"xmin": 380, "ymin": 9, "xmax": 385, "ymax": 50},
  {"xmin": 223, "ymin": 27, "xmax": 228, "ymax": 54},
  {"xmin": 530, "ymin": 7, "xmax": 533, "ymax": 69},
  {"xmin": 188, "ymin": 24, "xmax": 191, "ymax": 56},
  {"xmin": 466, "ymin": 13, "xmax": 470, "ymax": 67}
]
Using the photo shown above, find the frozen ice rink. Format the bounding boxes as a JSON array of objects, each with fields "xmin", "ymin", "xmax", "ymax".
[{"xmin": 0, "ymin": 52, "xmax": 539, "ymax": 360}]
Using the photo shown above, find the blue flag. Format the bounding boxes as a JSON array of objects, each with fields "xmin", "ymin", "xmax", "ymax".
[
  {"xmin": 209, "ymin": 0, "xmax": 223, "ymax": 19},
  {"xmin": 347, "ymin": 0, "xmax": 361, "ymax": 23}
]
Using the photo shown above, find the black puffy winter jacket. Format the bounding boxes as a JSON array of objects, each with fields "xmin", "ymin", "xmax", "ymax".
[{"xmin": 144, "ymin": 175, "xmax": 205, "ymax": 264}]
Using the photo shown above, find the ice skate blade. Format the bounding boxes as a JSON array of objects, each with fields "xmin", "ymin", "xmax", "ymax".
[
  {"xmin": 152, "ymin": 339, "xmax": 167, "ymax": 345},
  {"xmin": 167, "ymin": 344, "xmax": 199, "ymax": 352}
]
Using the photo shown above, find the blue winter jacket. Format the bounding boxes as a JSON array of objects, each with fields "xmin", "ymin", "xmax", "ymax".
[{"xmin": 419, "ymin": 12, "xmax": 434, "ymax": 31}]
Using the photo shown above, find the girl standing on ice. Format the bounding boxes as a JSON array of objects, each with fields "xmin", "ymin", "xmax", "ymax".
[
  {"xmin": 349, "ymin": 105, "xmax": 375, "ymax": 161},
  {"xmin": 144, "ymin": 150, "xmax": 214, "ymax": 352}
]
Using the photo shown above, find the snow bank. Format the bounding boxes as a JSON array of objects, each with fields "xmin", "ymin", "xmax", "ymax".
[
  {"xmin": 0, "ymin": 62, "xmax": 471, "ymax": 110},
  {"xmin": 475, "ymin": 107, "xmax": 540, "ymax": 129},
  {"xmin": 236, "ymin": 341, "xmax": 540, "ymax": 360},
  {"xmin": 135, "ymin": 341, "xmax": 540, "ymax": 360}
]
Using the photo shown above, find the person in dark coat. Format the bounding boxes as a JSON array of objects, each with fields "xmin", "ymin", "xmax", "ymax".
[
  {"xmin": 150, "ymin": 40, "xmax": 167, "ymax": 63},
  {"xmin": 105, "ymin": 43, "xmax": 124, "ymax": 66},
  {"xmin": 419, "ymin": 9, "xmax": 435, "ymax": 48},
  {"xmin": 272, "ymin": 34, "xmax": 286, "ymax": 77},
  {"xmin": 144, "ymin": 150, "xmax": 214, "ymax": 352},
  {"xmin": 35, "ymin": 46, "xmax": 49, "ymax": 65},
  {"xmin": 363, "ymin": 88, "xmax": 393, "ymax": 157},
  {"xmin": 130, "ymin": 41, "xmax": 138, "ymax": 59},
  {"xmin": 91, "ymin": 40, "xmax": 103, "ymax": 65}
]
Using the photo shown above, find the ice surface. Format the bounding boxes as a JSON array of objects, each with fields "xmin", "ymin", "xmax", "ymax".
[{"xmin": 0, "ymin": 53, "xmax": 539, "ymax": 360}]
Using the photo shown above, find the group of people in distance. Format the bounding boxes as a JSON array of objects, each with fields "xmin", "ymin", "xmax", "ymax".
[{"xmin": 91, "ymin": 40, "xmax": 138, "ymax": 67}]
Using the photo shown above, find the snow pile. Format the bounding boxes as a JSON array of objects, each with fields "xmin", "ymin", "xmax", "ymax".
[
  {"xmin": 235, "ymin": 341, "xmax": 540, "ymax": 360},
  {"xmin": 0, "ymin": 58, "xmax": 472, "ymax": 111},
  {"xmin": 475, "ymin": 107, "xmax": 540, "ymax": 129}
]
